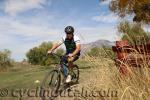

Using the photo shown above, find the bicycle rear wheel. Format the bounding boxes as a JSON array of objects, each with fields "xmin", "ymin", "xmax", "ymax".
[{"xmin": 40, "ymin": 69, "xmax": 61, "ymax": 99}]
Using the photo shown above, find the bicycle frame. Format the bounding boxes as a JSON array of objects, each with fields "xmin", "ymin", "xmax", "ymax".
[
  {"xmin": 40, "ymin": 53, "xmax": 79, "ymax": 100},
  {"xmin": 49, "ymin": 53, "xmax": 69, "ymax": 76}
]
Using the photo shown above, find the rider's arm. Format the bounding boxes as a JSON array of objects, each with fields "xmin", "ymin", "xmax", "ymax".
[
  {"xmin": 71, "ymin": 36, "xmax": 81, "ymax": 56},
  {"xmin": 49, "ymin": 42, "xmax": 61, "ymax": 52},
  {"xmin": 48, "ymin": 37, "xmax": 64, "ymax": 52},
  {"xmin": 72, "ymin": 44, "xmax": 81, "ymax": 56}
]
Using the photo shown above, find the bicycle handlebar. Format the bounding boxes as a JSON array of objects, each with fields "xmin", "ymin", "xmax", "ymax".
[{"xmin": 47, "ymin": 53, "xmax": 69, "ymax": 58}]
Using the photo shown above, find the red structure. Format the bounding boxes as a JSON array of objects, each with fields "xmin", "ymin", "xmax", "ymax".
[{"xmin": 112, "ymin": 40, "xmax": 150, "ymax": 75}]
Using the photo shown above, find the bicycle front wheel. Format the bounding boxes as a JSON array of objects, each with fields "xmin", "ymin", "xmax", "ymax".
[{"xmin": 40, "ymin": 69, "xmax": 61, "ymax": 99}]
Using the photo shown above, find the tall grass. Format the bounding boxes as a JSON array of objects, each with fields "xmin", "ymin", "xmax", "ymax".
[{"xmin": 78, "ymin": 43, "xmax": 150, "ymax": 100}]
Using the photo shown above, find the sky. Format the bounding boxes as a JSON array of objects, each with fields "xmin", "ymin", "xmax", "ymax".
[{"xmin": 0, "ymin": 0, "xmax": 149, "ymax": 61}]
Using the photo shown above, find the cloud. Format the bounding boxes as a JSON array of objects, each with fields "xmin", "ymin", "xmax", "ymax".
[
  {"xmin": 0, "ymin": 16, "xmax": 60, "ymax": 38},
  {"xmin": 3, "ymin": 0, "xmax": 48, "ymax": 16},
  {"xmin": 0, "ymin": 34, "xmax": 45, "ymax": 61},
  {"xmin": 77, "ymin": 25, "xmax": 118, "ymax": 43},
  {"xmin": 99, "ymin": 0, "xmax": 111, "ymax": 6},
  {"xmin": 0, "ymin": 16, "xmax": 61, "ymax": 61},
  {"xmin": 92, "ymin": 13, "xmax": 120, "ymax": 23}
]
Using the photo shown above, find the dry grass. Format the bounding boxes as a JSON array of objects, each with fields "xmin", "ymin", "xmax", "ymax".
[{"xmin": 74, "ymin": 53, "xmax": 150, "ymax": 100}]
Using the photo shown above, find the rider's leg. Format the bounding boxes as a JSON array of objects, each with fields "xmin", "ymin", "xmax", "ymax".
[
  {"xmin": 66, "ymin": 56, "xmax": 79, "ymax": 83},
  {"xmin": 68, "ymin": 57, "xmax": 74, "ymax": 74},
  {"xmin": 66, "ymin": 57, "xmax": 74, "ymax": 83}
]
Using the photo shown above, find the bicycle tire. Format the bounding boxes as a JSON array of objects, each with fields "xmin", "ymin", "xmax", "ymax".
[
  {"xmin": 40, "ymin": 68, "xmax": 61, "ymax": 100},
  {"xmin": 72, "ymin": 64, "xmax": 79, "ymax": 83}
]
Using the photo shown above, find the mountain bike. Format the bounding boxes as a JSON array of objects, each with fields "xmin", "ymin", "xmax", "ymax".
[{"xmin": 40, "ymin": 53, "xmax": 79, "ymax": 99}]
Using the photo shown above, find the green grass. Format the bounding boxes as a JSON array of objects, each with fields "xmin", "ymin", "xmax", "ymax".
[
  {"xmin": 0, "ymin": 59, "xmax": 96, "ymax": 100},
  {"xmin": 0, "ymin": 65, "xmax": 47, "ymax": 89},
  {"xmin": 0, "ymin": 59, "xmax": 90, "ymax": 88}
]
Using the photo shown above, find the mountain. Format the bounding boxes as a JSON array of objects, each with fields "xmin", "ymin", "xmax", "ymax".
[{"xmin": 81, "ymin": 39, "xmax": 115, "ymax": 54}]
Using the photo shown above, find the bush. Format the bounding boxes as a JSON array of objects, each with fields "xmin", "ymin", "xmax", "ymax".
[
  {"xmin": 26, "ymin": 41, "xmax": 64, "ymax": 66},
  {"xmin": 0, "ymin": 49, "xmax": 13, "ymax": 70},
  {"xmin": 87, "ymin": 46, "xmax": 115, "ymax": 59}
]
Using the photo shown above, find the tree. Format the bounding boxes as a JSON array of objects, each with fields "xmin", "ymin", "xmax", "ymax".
[
  {"xmin": 87, "ymin": 47, "xmax": 101, "ymax": 57},
  {"xmin": 26, "ymin": 42, "xmax": 64, "ymax": 66},
  {"xmin": 0, "ymin": 49, "xmax": 12, "ymax": 70},
  {"xmin": 100, "ymin": 0, "xmax": 150, "ymax": 24},
  {"xmin": 87, "ymin": 46, "xmax": 115, "ymax": 59},
  {"xmin": 118, "ymin": 21, "xmax": 149, "ymax": 45}
]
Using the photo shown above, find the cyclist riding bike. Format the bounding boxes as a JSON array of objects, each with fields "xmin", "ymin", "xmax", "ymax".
[{"xmin": 47, "ymin": 26, "xmax": 81, "ymax": 83}]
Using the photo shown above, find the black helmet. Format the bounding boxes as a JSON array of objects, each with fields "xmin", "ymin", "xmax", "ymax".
[{"xmin": 65, "ymin": 26, "xmax": 74, "ymax": 34}]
